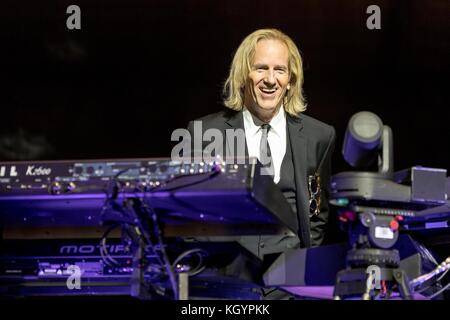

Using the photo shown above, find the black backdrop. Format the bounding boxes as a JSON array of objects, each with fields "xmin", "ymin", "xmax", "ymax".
[
  {"xmin": 2, "ymin": 0, "xmax": 449, "ymax": 173},
  {"xmin": 0, "ymin": 0, "xmax": 449, "ymax": 252}
]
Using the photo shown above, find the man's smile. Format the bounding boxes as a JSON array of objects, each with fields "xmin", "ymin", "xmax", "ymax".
[{"xmin": 259, "ymin": 87, "xmax": 278, "ymax": 97}]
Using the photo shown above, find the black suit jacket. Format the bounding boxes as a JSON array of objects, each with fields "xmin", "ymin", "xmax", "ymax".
[{"xmin": 187, "ymin": 109, "xmax": 336, "ymax": 249}]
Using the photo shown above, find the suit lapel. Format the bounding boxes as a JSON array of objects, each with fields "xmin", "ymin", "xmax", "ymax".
[
  {"xmin": 222, "ymin": 111, "xmax": 310, "ymax": 246},
  {"xmin": 224, "ymin": 111, "xmax": 248, "ymax": 158},
  {"xmin": 225, "ymin": 110, "xmax": 244, "ymax": 129},
  {"xmin": 287, "ymin": 114, "xmax": 311, "ymax": 247}
]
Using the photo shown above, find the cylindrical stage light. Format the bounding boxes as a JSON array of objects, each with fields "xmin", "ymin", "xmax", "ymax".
[{"xmin": 342, "ymin": 111, "xmax": 383, "ymax": 167}]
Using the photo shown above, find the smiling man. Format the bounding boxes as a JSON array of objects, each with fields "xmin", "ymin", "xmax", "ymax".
[
  {"xmin": 185, "ymin": 30, "xmax": 336, "ymax": 300},
  {"xmin": 188, "ymin": 29, "xmax": 336, "ymax": 252}
]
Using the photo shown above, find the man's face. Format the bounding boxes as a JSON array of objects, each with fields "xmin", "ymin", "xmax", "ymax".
[{"xmin": 244, "ymin": 39, "xmax": 290, "ymax": 121}]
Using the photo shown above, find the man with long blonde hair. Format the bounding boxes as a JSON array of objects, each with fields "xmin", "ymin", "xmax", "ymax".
[{"xmin": 187, "ymin": 29, "xmax": 335, "ymax": 294}]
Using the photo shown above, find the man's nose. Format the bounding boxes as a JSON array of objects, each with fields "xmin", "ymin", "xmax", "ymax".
[{"xmin": 264, "ymin": 70, "xmax": 276, "ymax": 86}]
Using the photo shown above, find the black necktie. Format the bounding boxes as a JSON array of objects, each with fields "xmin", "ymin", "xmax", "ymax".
[{"xmin": 260, "ymin": 124, "xmax": 274, "ymax": 177}]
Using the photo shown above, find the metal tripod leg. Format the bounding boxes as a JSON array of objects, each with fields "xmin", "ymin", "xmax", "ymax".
[
  {"xmin": 178, "ymin": 271, "xmax": 189, "ymax": 300},
  {"xmin": 393, "ymin": 268, "xmax": 413, "ymax": 300}
]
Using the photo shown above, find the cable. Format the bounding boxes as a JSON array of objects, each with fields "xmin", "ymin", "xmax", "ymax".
[
  {"xmin": 411, "ymin": 256, "xmax": 450, "ymax": 287},
  {"xmin": 104, "ymin": 163, "xmax": 221, "ymax": 197},
  {"xmin": 99, "ymin": 220, "xmax": 170, "ymax": 299},
  {"xmin": 99, "ymin": 223, "xmax": 121, "ymax": 267},
  {"xmin": 410, "ymin": 256, "xmax": 450, "ymax": 295},
  {"xmin": 415, "ymin": 268, "xmax": 449, "ymax": 294},
  {"xmin": 101, "ymin": 168, "xmax": 171, "ymax": 299},
  {"xmin": 437, "ymin": 268, "xmax": 449, "ymax": 282},
  {"xmin": 157, "ymin": 170, "xmax": 221, "ymax": 192},
  {"xmin": 144, "ymin": 200, "xmax": 179, "ymax": 300},
  {"xmin": 101, "ymin": 163, "xmax": 222, "ymax": 300},
  {"xmin": 172, "ymin": 248, "xmax": 208, "ymax": 277},
  {"xmin": 426, "ymin": 280, "xmax": 450, "ymax": 300}
]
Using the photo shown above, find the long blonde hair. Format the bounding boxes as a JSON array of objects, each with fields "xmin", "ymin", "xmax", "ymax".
[{"xmin": 223, "ymin": 28, "xmax": 306, "ymax": 116}]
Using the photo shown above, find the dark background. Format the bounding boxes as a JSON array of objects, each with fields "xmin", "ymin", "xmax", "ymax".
[
  {"xmin": 1, "ymin": 0, "xmax": 449, "ymax": 171},
  {"xmin": 1, "ymin": 1, "xmax": 449, "ymax": 247}
]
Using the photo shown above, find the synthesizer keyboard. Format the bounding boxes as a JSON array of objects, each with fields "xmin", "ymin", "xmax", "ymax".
[{"xmin": 0, "ymin": 158, "xmax": 297, "ymax": 237}]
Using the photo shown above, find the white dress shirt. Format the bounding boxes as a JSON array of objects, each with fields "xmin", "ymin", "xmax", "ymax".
[{"xmin": 242, "ymin": 107, "xmax": 287, "ymax": 183}]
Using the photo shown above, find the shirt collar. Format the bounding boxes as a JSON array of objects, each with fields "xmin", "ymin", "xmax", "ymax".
[
  {"xmin": 242, "ymin": 108, "xmax": 261, "ymax": 137},
  {"xmin": 242, "ymin": 107, "xmax": 286, "ymax": 137},
  {"xmin": 268, "ymin": 106, "xmax": 286, "ymax": 137}
]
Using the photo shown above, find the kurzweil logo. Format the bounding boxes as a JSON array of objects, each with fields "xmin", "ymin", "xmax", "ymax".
[
  {"xmin": 0, "ymin": 166, "xmax": 18, "ymax": 177},
  {"xmin": 26, "ymin": 165, "xmax": 52, "ymax": 176}
]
